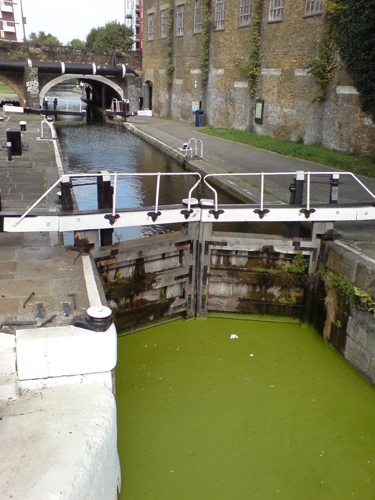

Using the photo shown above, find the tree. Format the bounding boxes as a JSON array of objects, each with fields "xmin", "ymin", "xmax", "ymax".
[
  {"xmin": 68, "ymin": 38, "xmax": 85, "ymax": 49},
  {"xmin": 85, "ymin": 21, "xmax": 134, "ymax": 55},
  {"xmin": 334, "ymin": 0, "xmax": 375, "ymax": 121},
  {"xmin": 28, "ymin": 31, "xmax": 61, "ymax": 46}
]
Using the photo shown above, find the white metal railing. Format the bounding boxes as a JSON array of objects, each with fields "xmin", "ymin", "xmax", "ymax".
[
  {"xmin": 188, "ymin": 138, "xmax": 203, "ymax": 158},
  {"xmin": 12, "ymin": 172, "xmax": 202, "ymax": 228},
  {"xmin": 7, "ymin": 170, "xmax": 375, "ymax": 231},
  {"xmin": 203, "ymin": 171, "xmax": 375, "ymax": 216}
]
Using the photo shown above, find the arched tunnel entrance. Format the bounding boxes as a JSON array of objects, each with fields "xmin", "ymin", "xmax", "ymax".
[
  {"xmin": 40, "ymin": 74, "xmax": 125, "ymax": 111},
  {"xmin": 0, "ymin": 75, "xmax": 22, "ymax": 106}
]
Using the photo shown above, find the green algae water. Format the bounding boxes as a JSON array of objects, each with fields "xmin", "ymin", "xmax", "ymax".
[{"xmin": 116, "ymin": 318, "xmax": 375, "ymax": 499}]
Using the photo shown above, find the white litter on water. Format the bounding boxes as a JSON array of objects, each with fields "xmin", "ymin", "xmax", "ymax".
[
  {"xmin": 230, "ymin": 334, "xmax": 238, "ymax": 339},
  {"xmin": 250, "ymin": 354, "xmax": 254, "ymax": 357}
]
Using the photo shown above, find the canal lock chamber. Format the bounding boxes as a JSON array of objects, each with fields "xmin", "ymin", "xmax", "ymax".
[
  {"xmin": 54, "ymin": 111, "xmax": 375, "ymax": 498},
  {"xmin": 54, "ymin": 111, "xmax": 375, "ymax": 377}
]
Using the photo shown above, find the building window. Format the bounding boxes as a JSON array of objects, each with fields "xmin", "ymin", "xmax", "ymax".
[
  {"xmin": 194, "ymin": 0, "xmax": 202, "ymax": 34},
  {"xmin": 176, "ymin": 4, "xmax": 184, "ymax": 36},
  {"xmin": 239, "ymin": 0, "xmax": 251, "ymax": 26},
  {"xmin": 305, "ymin": 0, "xmax": 323, "ymax": 15},
  {"xmin": 269, "ymin": 0, "xmax": 284, "ymax": 21},
  {"xmin": 147, "ymin": 13, "xmax": 154, "ymax": 41},
  {"xmin": 161, "ymin": 9, "xmax": 167, "ymax": 38},
  {"xmin": 215, "ymin": 0, "xmax": 225, "ymax": 29}
]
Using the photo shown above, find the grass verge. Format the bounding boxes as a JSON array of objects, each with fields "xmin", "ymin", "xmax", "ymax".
[
  {"xmin": 199, "ymin": 126, "xmax": 375, "ymax": 179},
  {"xmin": 0, "ymin": 84, "xmax": 14, "ymax": 92}
]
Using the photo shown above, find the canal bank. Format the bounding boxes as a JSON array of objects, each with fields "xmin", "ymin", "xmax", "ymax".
[
  {"xmin": 0, "ymin": 113, "xmax": 120, "ymax": 499},
  {"xmin": 1, "ymin": 109, "xmax": 375, "ymax": 499}
]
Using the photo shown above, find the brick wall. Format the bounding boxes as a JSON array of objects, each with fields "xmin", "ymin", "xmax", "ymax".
[{"xmin": 142, "ymin": 0, "xmax": 375, "ymax": 154}]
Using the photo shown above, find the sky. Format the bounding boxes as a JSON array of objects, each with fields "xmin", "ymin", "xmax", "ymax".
[{"xmin": 15, "ymin": 0, "xmax": 125, "ymax": 45}]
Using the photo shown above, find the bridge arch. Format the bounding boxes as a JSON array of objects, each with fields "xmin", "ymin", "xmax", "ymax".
[
  {"xmin": 39, "ymin": 74, "xmax": 124, "ymax": 105},
  {"xmin": 0, "ymin": 75, "xmax": 24, "ymax": 105}
]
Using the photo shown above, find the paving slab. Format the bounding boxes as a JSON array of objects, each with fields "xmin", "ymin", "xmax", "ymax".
[{"xmin": 0, "ymin": 113, "xmax": 93, "ymax": 334}]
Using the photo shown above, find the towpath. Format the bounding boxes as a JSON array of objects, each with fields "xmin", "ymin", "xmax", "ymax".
[
  {"xmin": 126, "ymin": 115, "xmax": 375, "ymax": 260},
  {"xmin": 0, "ymin": 113, "xmax": 103, "ymax": 330}
]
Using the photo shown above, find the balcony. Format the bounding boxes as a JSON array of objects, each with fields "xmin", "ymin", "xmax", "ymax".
[
  {"xmin": 3, "ymin": 21, "xmax": 15, "ymax": 32},
  {"xmin": 0, "ymin": 3, "xmax": 13, "ymax": 13}
]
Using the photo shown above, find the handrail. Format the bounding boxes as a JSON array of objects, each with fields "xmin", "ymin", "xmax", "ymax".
[
  {"xmin": 13, "ymin": 171, "xmax": 202, "ymax": 228},
  {"xmin": 203, "ymin": 171, "xmax": 375, "ymax": 217},
  {"xmin": 187, "ymin": 138, "xmax": 203, "ymax": 158}
]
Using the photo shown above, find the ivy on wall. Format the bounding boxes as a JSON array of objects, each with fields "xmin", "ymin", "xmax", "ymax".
[
  {"xmin": 199, "ymin": 0, "xmax": 213, "ymax": 86},
  {"xmin": 165, "ymin": 1, "xmax": 174, "ymax": 86},
  {"xmin": 234, "ymin": 0, "xmax": 263, "ymax": 98},
  {"xmin": 333, "ymin": 0, "xmax": 375, "ymax": 122},
  {"xmin": 307, "ymin": 0, "xmax": 375, "ymax": 120},
  {"xmin": 306, "ymin": 5, "xmax": 337, "ymax": 103}
]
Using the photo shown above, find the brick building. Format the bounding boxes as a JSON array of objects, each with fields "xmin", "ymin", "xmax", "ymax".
[
  {"xmin": 0, "ymin": 0, "xmax": 17, "ymax": 42},
  {"xmin": 142, "ymin": 0, "xmax": 375, "ymax": 154}
]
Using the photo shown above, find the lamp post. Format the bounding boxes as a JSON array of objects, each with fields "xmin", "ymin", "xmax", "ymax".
[{"xmin": 19, "ymin": 0, "xmax": 27, "ymax": 43}]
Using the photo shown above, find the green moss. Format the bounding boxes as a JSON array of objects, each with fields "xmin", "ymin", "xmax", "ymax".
[{"xmin": 105, "ymin": 274, "xmax": 156, "ymax": 301}]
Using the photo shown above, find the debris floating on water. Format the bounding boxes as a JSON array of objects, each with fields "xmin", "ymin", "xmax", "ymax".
[
  {"xmin": 230, "ymin": 334, "xmax": 238, "ymax": 339},
  {"xmin": 250, "ymin": 353, "xmax": 254, "ymax": 357}
]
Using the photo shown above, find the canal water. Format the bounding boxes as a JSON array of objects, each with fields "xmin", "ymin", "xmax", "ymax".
[
  {"xmin": 53, "ymin": 84, "xmax": 292, "ymax": 241},
  {"xmin": 51, "ymin": 86, "xmax": 373, "ymax": 499},
  {"xmin": 116, "ymin": 317, "xmax": 375, "ymax": 500}
]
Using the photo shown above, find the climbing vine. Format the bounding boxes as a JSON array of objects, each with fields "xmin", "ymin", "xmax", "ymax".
[
  {"xmin": 165, "ymin": 0, "xmax": 174, "ymax": 85},
  {"xmin": 333, "ymin": 0, "xmax": 375, "ymax": 121},
  {"xmin": 306, "ymin": 2, "xmax": 338, "ymax": 102},
  {"xmin": 235, "ymin": 0, "xmax": 263, "ymax": 98},
  {"xmin": 199, "ymin": 0, "xmax": 213, "ymax": 86}
]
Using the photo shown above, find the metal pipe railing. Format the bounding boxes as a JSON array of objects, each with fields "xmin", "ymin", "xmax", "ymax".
[
  {"xmin": 203, "ymin": 171, "xmax": 375, "ymax": 215},
  {"xmin": 13, "ymin": 170, "xmax": 375, "ymax": 228},
  {"xmin": 13, "ymin": 171, "xmax": 202, "ymax": 227}
]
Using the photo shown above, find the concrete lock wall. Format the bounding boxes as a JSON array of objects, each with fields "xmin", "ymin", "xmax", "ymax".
[
  {"xmin": 321, "ymin": 241, "xmax": 375, "ymax": 385},
  {"xmin": 142, "ymin": 0, "xmax": 375, "ymax": 155}
]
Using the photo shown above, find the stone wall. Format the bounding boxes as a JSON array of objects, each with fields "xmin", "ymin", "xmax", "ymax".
[
  {"xmin": 320, "ymin": 240, "xmax": 375, "ymax": 385},
  {"xmin": 142, "ymin": 0, "xmax": 375, "ymax": 154}
]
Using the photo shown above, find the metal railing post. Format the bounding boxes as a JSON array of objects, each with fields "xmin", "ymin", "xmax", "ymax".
[
  {"xmin": 260, "ymin": 172, "xmax": 265, "ymax": 212},
  {"xmin": 154, "ymin": 173, "xmax": 161, "ymax": 214}
]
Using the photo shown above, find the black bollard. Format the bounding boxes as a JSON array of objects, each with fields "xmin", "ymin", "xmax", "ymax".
[{"xmin": 97, "ymin": 173, "xmax": 114, "ymax": 246}]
